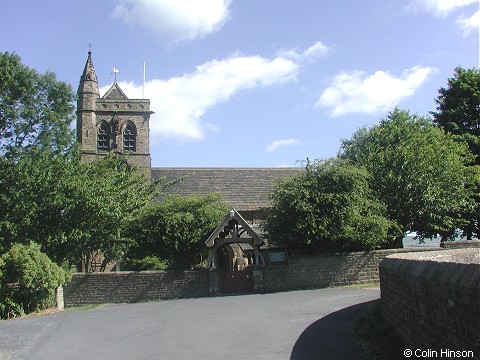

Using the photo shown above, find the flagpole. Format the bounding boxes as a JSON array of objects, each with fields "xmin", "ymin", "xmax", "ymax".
[{"xmin": 142, "ymin": 62, "xmax": 146, "ymax": 99}]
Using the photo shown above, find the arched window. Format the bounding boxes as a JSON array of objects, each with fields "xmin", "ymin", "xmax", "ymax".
[
  {"xmin": 97, "ymin": 121, "xmax": 110, "ymax": 151},
  {"xmin": 123, "ymin": 121, "xmax": 136, "ymax": 152}
]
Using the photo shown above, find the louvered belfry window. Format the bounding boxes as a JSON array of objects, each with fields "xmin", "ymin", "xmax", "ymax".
[
  {"xmin": 123, "ymin": 122, "xmax": 136, "ymax": 152},
  {"xmin": 97, "ymin": 121, "xmax": 110, "ymax": 151}
]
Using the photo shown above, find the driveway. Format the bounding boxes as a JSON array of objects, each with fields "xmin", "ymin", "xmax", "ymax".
[{"xmin": 0, "ymin": 287, "xmax": 379, "ymax": 360}]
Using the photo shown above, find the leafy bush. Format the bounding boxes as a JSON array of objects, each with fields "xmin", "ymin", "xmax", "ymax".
[
  {"xmin": 0, "ymin": 242, "xmax": 71, "ymax": 319},
  {"xmin": 125, "ymin": 256, "xmax": 171, "ymax": 271}
]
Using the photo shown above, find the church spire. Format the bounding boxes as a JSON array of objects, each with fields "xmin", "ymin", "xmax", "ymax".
[
  {"xmin": 77, "ymin": 51, "xmax": 100, "ymax": 106},
  {"xmin": 80, "ymin": 51, "xmax": 98, "ymax": 83},
  {"xmin": 76, "ymin": 51, "xmax": 100, "ymax": 149}
]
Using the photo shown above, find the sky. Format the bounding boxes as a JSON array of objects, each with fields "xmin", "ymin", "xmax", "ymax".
[{"xmin": 1, "ymin": 0, "xmax": 478, "ymax": 167}]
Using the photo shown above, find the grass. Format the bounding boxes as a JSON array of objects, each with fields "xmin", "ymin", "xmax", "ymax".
[
  {"xmin": 65, "ymin": 304, "xmax": 104, "ymax": 312},
  {"xmin": 354, "ymin": 299, "xmax": 405, "ymax": 360},
  {"xmin": 18, "ymin": 304, "xmax": 103, "ymax": 318},
  {"xmin": 22, "ymin": 307, "xmax": 60, "ymax": 318},
  {"xmin": 339, "ymin": 282, "xmax": 380, "ymax": 289}
]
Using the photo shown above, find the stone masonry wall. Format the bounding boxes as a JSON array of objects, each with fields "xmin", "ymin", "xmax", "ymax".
[
  {"xmin": 380, "ymin": 249, "xmax": 480, "ymax": 357},
  {"xmin": 64, "ymin": 270, "xmax": 209, "ymax": 307},
  {"xmin": 441, "ymin": 239, "xmax": 480, "ymax": 249},
  {"xmin": 64, "ymin": 248, "xmax": 453, "ymax": 307},
  {"xmin": 262, "ymin": 248, "xmax": 439, "ymax": 292}
]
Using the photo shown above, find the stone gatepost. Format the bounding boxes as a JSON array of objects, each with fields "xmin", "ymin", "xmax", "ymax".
[
  {"xmin": 253, "ymin": 268, "xmax": 264, "ymax": 292},
  {"xmin": 56, "ymin": 285, "xmax": 64, "ymax": 311},
  {"xmin": 208, "ymin": 269, "xmax": 219, "ymax": 295}
]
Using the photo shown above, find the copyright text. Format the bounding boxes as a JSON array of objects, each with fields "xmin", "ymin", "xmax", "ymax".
[{"xmin": 403, "ymin": 349, "xmax": 475, "ymax": 358}]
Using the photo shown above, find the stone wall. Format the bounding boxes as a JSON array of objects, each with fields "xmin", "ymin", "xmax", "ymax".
[
  {"xmin": 64, "ymin": 270, "xmax": 209, "ymax": 307},
  {"xmin": 64, "ymin": 248, "xmax": 442, "ymax": 307},
  {"xmin": 441, "ymin": 239, "xmax": 480, "ymax": 249},
  {"xmin": 380, "ymin": 249, "xmax": 480, "ymax": 356},
  {"xmin": 262, "ymin": 248, "xmax": 439, "ymax": 292}
]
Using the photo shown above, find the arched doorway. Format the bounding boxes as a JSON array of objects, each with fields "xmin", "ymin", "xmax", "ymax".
[
  {"xmin": 217, "ymin": 243, "xmax": 253, "ymax": 294},
  {"xmin": 217, "ymin": 244, "xmax": 234, "ymax": 271},
  {"xmin": 206, "ymin": 209, "xmax": 265, "ymax": 294}
]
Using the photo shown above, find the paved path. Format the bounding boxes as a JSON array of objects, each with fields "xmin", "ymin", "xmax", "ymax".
[{"xmin": 0, "ymin": 287, "xmax": 379, "ymax": 360}]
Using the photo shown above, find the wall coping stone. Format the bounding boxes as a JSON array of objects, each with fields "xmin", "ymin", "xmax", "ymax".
[
  {"xmin": 71, "ymin": 269, "xmax": 208, "ymax": 275},
  {"xmin": 381, "ymin": 248, "xmax": 480, "ymax": 290},
  {"xmin": 288, "ymin": 247, "xmax": 441, "ymax": 259},
  {"xmin": 440, "ymin": 239, "xmax": 480, "ymax": 248},
  {"xmin": 383, "ymin": 248, "xmax": 479, "ymax": 263}
]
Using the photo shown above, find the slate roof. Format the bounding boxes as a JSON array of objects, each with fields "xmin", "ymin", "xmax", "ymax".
[{"xmin": 151, "ymin": 167, "xmax": 304, "ymax": 211}]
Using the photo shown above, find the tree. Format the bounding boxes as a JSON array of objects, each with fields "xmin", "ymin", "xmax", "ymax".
[
  {"xmin": 0, "ymin": 52, "xmax": 77, "ymax": 256},
  {"xmin": 68, "ymin": 155, "xmax": 159, "ymax": 271},
  {"xmin": 0, "ymin": 52, "xmax": 75, "ymax": 159},
  {"xmin": 0, "ymin": 152, "xmax": 159, "ymax": 270},
  {"xmin": 340, "ymin": 108, "xmax": 475, "ymax": 245},
  {"xmin": 0, "ymin": 157, "xmax": 18, "ymax": 253},
  {"xmin": 432, "ymin": 66, "xmax": 480, "ymax": 165},
  {"xmin": 124, "ymin": 194, "xmax": 229, "ymax": 270},
  {"xmin": 432, "ymin": 66, "xmax": 480, "ymax": 239},
  {"xmin": 0, "ymin": 148, "xmax": 78, "ymax": 260},
  {"xmin": 263, "ymin": 158, "xmax": 399, "ymax": 252}
]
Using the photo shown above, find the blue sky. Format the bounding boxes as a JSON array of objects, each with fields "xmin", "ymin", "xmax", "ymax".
[{"xmin": 1, "ymin": 0, "xmax": 478, "ymax": 167}]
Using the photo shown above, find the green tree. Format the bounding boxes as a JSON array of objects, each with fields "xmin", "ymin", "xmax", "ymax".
[
  {"xmin": 68, "ymin": 155, "xmax": 158, "ymax": 271},
  {"xmin": 340, "ymin": 108, "xmax": 474, "ymax": 245},
  {"xmin": 0, "ymin": 157, "xmax": 18, "ymax": 253},
  {"xmin": 0, "ymin": 52, "xmax": 77, "ymax": 255},
  {"xmin": 263, "ymin": 158, "xmax": 399, "ymax": 252},
  {"xmin": 0, "ymin": 242, "xmax": 71, "ymax": 319},
  {"xmin": 125, "ymin": 194, "xmax": 229, "ymax": 270},
  {"xmin": 432, "ymin": 66, "xmax": 480, "ymax": 239},
  {"xmin": 0, "ymin": 52, "xmax": 75, "ymax": 159},
  {"xmin": 1, "ymin": 152, "xmax": 159, "ymax": 270},
  {"xmin": 432, "ymin": 66, "xmax": 480, "ymax": 165},
  {"xmin": 0, "ymin": 149, "xmax": 78, "ymax": 260}
]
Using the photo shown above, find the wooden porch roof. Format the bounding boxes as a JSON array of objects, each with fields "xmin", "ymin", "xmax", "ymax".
[{"xmin": 205, "ymin": 208, "xmax": 264, "ymax": 248}]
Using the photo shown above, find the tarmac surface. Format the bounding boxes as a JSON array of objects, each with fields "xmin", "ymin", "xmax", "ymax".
[{"xmin": 0, "ymin": 287, "xmax": 379, "ymax": 360}]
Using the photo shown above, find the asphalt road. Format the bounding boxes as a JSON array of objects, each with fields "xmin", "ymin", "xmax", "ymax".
[{"xmin": 0, "ymin": 287, "xmax": 379, "ymax": 360}]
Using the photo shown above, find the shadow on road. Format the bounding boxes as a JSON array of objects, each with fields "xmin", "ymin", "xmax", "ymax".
[{"xmin": 290, "ymin": 299, "xmax": 375, "ymax": 360}]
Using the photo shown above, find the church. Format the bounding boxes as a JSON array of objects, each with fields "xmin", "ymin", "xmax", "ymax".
[
  {"xmin": 76, "ymin": 51, "xmax": 302, "ymax": 224},
  {"xmin": 76, "ymin": 52, "xmax": 302, "ymax": 289}
]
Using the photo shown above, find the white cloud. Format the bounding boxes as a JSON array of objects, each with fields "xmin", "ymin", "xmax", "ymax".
[
  {"xmin": 277, "ymin": 41, "xmax": 331, "ymax": 64},
  {"xmin": 406, "ymin": 0, "xmax": 477, "ymax": 17},
  {"xmin": 266, "ymin": 138, "xmax": 301, "ymax": 153},
  {"xmin": 316, "ymin": 66, "xmax": 436, "ymax": 117},
  {"xmin": 112, "ymin": 0, "xmax": 233, "ymax": 43},
  {"xmin": 456, "ymin": 10, "xmax": 480, "ymax": 37},
  {"xmin": 101, "ymin": 44, "xmax": 326, "ymax": 143},
  {"xmin": 406, "ymin": 0, "xmax": 478, "ymax": 35}
]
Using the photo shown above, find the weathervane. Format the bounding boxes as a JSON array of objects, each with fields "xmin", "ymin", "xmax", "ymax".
[{"xmin": 111, "ymin": 67, "xmax": 120, "ymax": 83}]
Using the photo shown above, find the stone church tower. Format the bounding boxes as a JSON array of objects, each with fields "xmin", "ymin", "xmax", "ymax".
[{"xmin": 76, "ymin": 51, "xmax": 152, "ymax": 174}]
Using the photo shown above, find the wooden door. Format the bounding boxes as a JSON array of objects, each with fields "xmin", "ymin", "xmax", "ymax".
[{"xmin": 220, "ymin": 268, "xmax": 253, "ymax": 294}]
